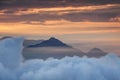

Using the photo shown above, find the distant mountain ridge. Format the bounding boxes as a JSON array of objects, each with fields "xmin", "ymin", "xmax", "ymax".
[
  {"xmin": 0, "ymin": 36, "xmax": 12, "ymax": 40},
  {"xmin": 23, "ymin": 37, "xmax": 107, "ymax": 59}
]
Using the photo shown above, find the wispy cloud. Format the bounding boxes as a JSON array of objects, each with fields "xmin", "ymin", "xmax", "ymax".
[{"xmin": 0, "ymin": 4, "xmax": 119, "ymax": 23}]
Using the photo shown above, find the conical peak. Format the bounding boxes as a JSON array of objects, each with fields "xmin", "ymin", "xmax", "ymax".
[{"xmin": 49, "ymin": 37, "xmax": 57, "ymax": 40}]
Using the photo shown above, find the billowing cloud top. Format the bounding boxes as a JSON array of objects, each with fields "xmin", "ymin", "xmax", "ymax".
[{"xmin": 0, "ymin": 37, "xmax": 24, "ymax": 69}]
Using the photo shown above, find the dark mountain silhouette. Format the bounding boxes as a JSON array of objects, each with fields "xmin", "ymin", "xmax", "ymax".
[
  {"xmin": 22, "ymin": 37, "xmax": 108, "ymax": 59},
  {"xmin": 86, "ymin": 48, "xmax": 107, "ymax": 57},
  {"xmin": 23, "ymin": 37, "xmax": 85, "ymax": 59},
  {"xmin": 28, "ymin": 37, "xmax": 71, "ymax": 48}
]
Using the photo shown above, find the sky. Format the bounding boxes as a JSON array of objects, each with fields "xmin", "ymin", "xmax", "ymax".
[{"xmin": 0, "ymin": 0, "xmax": 120, "ymax": 54}]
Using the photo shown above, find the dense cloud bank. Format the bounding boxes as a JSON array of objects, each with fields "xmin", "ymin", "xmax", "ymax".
[{"xmin": 0, "ymin": 37, "xmax": 120, "ymax": 80}]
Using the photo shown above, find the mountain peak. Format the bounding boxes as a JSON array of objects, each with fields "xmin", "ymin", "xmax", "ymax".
[
  {"xmin": 87, "ymin": 48, "xmax": 107, "ymax": 57},
  {"xmin": 90, "ymin": 48, "xmax": 103, "ymax": 52},
  {"xmin": 28, "ymin": 37, "xmax": 72, "ymax": 48},
  {"xmin": 48, "ymin": 37, "xmax": 60, "ymax": 41},
  {"xmin": 49, "ymin": 37, "xmax": 56, "ymax": 40}
]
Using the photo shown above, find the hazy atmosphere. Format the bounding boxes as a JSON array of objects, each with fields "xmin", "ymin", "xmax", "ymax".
[{"xmin": 0, "ymin": 0, "xmax": 120, "ymax": 54}]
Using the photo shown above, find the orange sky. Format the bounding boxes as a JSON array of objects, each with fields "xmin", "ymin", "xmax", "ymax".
[
  {"xmin": 0, "ymin": 3, "xmax": 120, "ymax": 54},
  {"xmin": 0, "ymin": 21, "xmax": 120, "ymax": 36}
]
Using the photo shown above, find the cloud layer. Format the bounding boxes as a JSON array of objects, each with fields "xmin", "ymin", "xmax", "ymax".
[
  {"xmin": 0, "ymin": 0, "xmax": 120, "ymax": 23},
  {"xmin": 0, "ymin": 37, "xmax": 120, "ymax": 80},
  {"xmin": 0, "ymin": 0, "xmax": 120, "ymax": 8}
]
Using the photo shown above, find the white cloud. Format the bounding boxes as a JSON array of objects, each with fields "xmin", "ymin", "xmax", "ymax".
[{"xmin": 0, "ymin": 37, "xmax": 120, "ymax": 80}]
